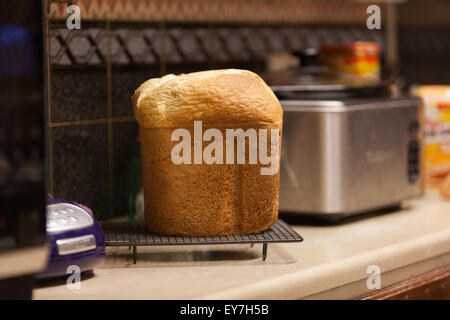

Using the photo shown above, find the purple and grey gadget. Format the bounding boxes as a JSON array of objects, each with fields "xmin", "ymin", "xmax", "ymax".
[{"xmin": 36, "ymin": 195, "xmax": 105, "ymax": 279}]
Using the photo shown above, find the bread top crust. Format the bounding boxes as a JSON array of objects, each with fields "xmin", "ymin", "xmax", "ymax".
[{"xmin": 132, "ymin": 69, "xmax": 283, "ymax": 128}]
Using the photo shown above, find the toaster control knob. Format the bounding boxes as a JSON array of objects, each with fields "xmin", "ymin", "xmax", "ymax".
[
  {"xmin": 409, "ymin": 120, "xmax": 420, "ymax": 134},
  {"xmin": 408, "ymin": 139, "xmax": 420, "ymax": 183}
]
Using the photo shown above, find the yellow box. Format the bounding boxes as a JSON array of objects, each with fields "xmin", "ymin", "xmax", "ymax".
[{"xmin": 415, "ymin": 85, "xmax": 450, "ymax": 199}]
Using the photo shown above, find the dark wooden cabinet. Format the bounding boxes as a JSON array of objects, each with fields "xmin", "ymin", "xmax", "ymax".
[{"xmin": 359, "ymin": 266, "xmax": 450, "ymax": 300}]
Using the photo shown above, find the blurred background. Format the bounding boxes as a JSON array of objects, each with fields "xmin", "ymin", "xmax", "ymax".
[
  {"xmin": 44, "ymin": 0, "xmax": 450, "ymax": 220},
  {"xmin": 1, "ymin": 0, "xmax": 450, "ymax": 300}
]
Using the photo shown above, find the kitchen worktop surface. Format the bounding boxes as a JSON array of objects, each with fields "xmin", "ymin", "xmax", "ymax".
[{"xmin": 34, "ymin": 196, "xmax": 450, "ymax": 300}]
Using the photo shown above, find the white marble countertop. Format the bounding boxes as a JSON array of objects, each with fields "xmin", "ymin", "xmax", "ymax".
[{"xmin": 34, "ymin": 196, "xmax": 450, "ymax": 300}]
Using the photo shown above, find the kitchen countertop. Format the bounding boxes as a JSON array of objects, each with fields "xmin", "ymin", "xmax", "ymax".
[{"xmin": 34, "ymin": 196, "xmax": 450, "ymax": 300}]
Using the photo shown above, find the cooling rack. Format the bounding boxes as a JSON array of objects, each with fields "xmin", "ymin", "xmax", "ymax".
[{"xmin": 101, "ymin": 219, "xmax": 303, "ymax": 263}]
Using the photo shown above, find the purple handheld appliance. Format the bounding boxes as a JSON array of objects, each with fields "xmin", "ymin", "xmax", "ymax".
[{"xmin": 36, "ymin": 195, "xmax": 105, "ymax": 279}]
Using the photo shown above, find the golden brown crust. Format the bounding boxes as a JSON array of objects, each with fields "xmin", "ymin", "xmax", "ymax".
[
  {"xmin": 139, "ymin": 126, "xmax": 280, "ymax": 236},
  {"xmin": 134, "ymin": 69, "xmax": 282, "ymax": 236},
  {"xmin": 132, "ymin": 69, "xmax": 283, "ymax": 129}
]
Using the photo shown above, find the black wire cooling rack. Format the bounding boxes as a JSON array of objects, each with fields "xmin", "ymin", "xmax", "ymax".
[{"xmin": 101, "ymin": 219, "xmax": 303, "ymax": 263}]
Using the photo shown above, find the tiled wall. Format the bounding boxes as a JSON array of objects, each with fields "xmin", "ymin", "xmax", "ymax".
[
  {"xmin": 48, "ymin": 0, "xmax": 376, "ymax": 24},
  {"xmin": 398, "ymin": 27, "xmax": 450, "ymax": 85},
  {"xmin": 48, "ymin": 0, "xmax": 450, "ymax": 27}
]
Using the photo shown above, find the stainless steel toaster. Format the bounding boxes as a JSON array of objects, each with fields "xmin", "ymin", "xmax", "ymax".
[{"xmin": 278, "ymin": 96, "xmax": 423, "ymax": 220}]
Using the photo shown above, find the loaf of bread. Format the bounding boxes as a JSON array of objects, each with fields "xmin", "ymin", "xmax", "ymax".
[{"xmin": 132, "ymin": 69, "xmax": 283, "ymax": 236}]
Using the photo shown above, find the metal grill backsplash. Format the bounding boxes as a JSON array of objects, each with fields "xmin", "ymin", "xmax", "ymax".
[
  {"xmin": 47, "ymin": 23, "xmax": 384, "ymax": 220},
  {"xmin": 50, "ymin": 25, "xmax": 384, "ymax": 67}
]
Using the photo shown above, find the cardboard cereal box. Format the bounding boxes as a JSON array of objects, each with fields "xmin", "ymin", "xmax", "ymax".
[{"xmin": 415, "ymin": 85, "xmax": 450, "ymax": 199}]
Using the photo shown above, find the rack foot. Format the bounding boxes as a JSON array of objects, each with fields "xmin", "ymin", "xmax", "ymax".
[
  {"xmin": 133, "ymin": 245, "xmax": 137, "ymax": 264},
  {"xmin": 262, "ymin": 243, "xmax": 268, "ymax": 261}
]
